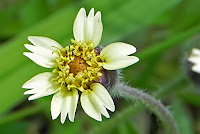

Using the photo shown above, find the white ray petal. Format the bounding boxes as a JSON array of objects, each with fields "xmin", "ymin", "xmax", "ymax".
[
  {"xmin": 81, "ymin": 90, "xmax": 102, "ymax": 121},
  {"xmin": 89, "ymin": 92, "xmax": 110, "ymax": 118},
  {"xmin": 73, "ymin": 8, "xmax": 103, "ymax": 47},
  {"xmin": 85, "ymin": 8, "xmax": 103, "ymax": 47},
  {"xmin": 68, "ymin": 89, "xmax": 79, "ymax": 122},
  {"xmin": 84, "ymin": 8, "xmax": 95, "ymax": 42},
  {"xmin": 24, "ymin": 44, "xmax": 58, "ymax": 68},
  {"xmin": 24, "ymin": 89, "xmax": 35, "ymax": 95},
  {"xmin": 191, "ymin": 48, "xmax": 200, "ymax": 56},
  {"xmin": 73, "ymin": 8, "xmax": 86, "ymax": 41},
  {"xmin": 28, "ymin": 36, "xmax": 62, "ymax": 50},
  {"xmin": 60, "ymin": 89, "xmax": 79, "ymax": 123},
  {"xmin": 22, "ymin": 72, "xmax": 59, "ymax": 100},
  {"xmin": 23, "ymin": 52, "xmax": 56, "ymax": 68},
  {"xmin": 60, "ymin": 92, "xmax": 70, "ymax": 124},
  {"xmin": 92, "ymin": 11, "xmax": 103, "ymax": 47},
  {"xmin": 103, "ymin": 56, "xmax": 139, "ymax": 70},
  {"xmin": 51, "ymin": 91, "xmax": 63, "ymax": 120},
  {"xmin": 188, "ymin": 56, "xmax": 200, "ymax": 64},
  {"xmin": 188, "ymin": 48, "xmax": 200, "ymax": 65},
  {"xmin": 28, "ymin": 93, "xmax": 53, "ymax": 101},
  {"xmin": 24, "ymin": 36, "xmax": 62, "ymax": 68},
  {"xmin": 192, "ymin": 64, "xmax": 200, "ymax": 74},
  {"xmin": 24, "ymin": 44, "xmax": 58, "ymax": 58},
  {"xmin": 100, "ymin": 42, "xmax": 136, "ymax": 60},
  {"xmin": 22, "ymin": 72, "xmax": 54, "ymax": 88},
  {"xmin": 90, "ymin": 83, "xmax": 115, "ymax": 112}
]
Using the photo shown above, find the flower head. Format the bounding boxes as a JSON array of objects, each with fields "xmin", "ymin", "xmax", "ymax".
[
  {"xmin": 188, "ymin": 48, "xmax": 200, "ymax": 73},
  {"xmin": 22, "ymin": 8, "xmax": 139, "ymax": 123}
]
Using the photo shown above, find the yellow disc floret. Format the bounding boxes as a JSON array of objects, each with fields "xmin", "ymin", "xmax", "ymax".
[{"xmin": 52, "ymin": 39, "xmax": 103, "ymax": 92}]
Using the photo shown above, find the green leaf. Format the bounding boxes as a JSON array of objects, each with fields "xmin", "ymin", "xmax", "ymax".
[
  {"xmin": 118, "ymin": 121, "xmax": 138, "ymax": 134},
  {"xmin": 0, "ymin": 1, "xmax": 25, "ymax": 37},
  {"xmin": 172, "ymin": 100, "xmax": 194, "ymax": 134},
  {"xmin": 0, "ymin": 105, "xmax": 42, "ymax": 125},
  {"xmin": 19, "ymin": 0, "xmax": 49, "ymax": 27},
  {"xmin": 0, "ymin": 121, "xmax": 29, "ymax": 134},
  {"xmin": 179, "ymin": 90, "xmax": 200, "ymax": 107},
  {"xmin": 136, "ymin": 25, "xmax": 200, "ymax": 61},
  {"xmin": 170, "ymin": 0, "xmax": 200, "ymax": 32},
  {"xmin": 84, "ymin": 0, "xmax": 182, "ymax": 43}
]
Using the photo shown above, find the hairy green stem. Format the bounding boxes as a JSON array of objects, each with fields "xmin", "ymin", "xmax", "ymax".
[{"xmin": 113, "ymin": 83, "xmax": 179, "ymax": 134}]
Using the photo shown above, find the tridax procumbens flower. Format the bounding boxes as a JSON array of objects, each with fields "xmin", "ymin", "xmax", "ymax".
[
  {"xmin": 188, "ymin": 48, "xmax": 200, "ymax": 73},
  {"xmin": 22, "ymin": 8, "xmax": 139, "ymax": 123}
]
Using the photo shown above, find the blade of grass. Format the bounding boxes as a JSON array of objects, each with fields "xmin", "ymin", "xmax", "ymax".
[
  {"xmin": 0, "ymin": 105, "xmax": 42, "ymax": 125},
  {"xmin": 137, "ymin": 25, "xmax": 200, "ymax": 61},
  {"xmin": 172, "ymin": 100, "xmax": 194, "ymax": 134}
]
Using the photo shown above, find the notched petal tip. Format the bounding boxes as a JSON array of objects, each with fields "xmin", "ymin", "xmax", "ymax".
[
  {"xmin": 191, "ymin": 65, "xmax": 200, "ymax": 74},
  {"xmin": 28, "ymin": 97, "xmax": 33, "ymax": 101},
  {"xmin": 24, "ymin": 43, "xmax": 31, "ymax": 48},
  {"xmin": 69, "ymin": 119, "xmax": 74, "ymax": 122},
  {"xmin": 23, "ymin": 52, "xmax": 30, "ymax": 56},
  {"xmin": 192, "ymin": 48, "xmax": 200, "ymax": 54},
  {"xmin": 134, "ymin": 56, "xmax": 139, "ymax": 62},
  {"xmin": 27, "ymin": 36, "xmax": 63, "ymax": 50},
  {"xmin": 95, "ymin": 11, "xmax": 102, "ymax": 20},
  {"xmin": 81, "ymin": 91, "xmax": 103, "ymax": 121},
  {"xmin": 79, "ymin": 7, "xmax": 86, "ymax": 13},
  {"xmin": 97, "ymin": 117, "xmax": 102, "ymax": 122},
  {"xmin": 27, "ymin": 36, "xmax": 34, "ymax": 40},
  {"xmin": 73, "ymin": 8, "xmax": 87, "ymax": 41},
  {"xmin": 103, "ymin": 56, "xmax": 139, "ymax": 70},
  {"xmin": 22, "ymin": 81, "xmax": 29, "ymax": 89},
  {"xmin": 23, "ymin": 90, "xmax": 34, "ymax": 95},
  {"xmin": 23, "ymin": 51, "xmax": 56, "ymax": 68},
  {"xmin": 102, "ymin": 56, "xmax": 139, "ymax": 70},
  {"xmin": 189, "ymin": 48, "xmax": 200, "ymax": 60},
  {"xmin": 27, "ymin": 36, "xmax": 41, "ymax": 43},
  {"xmin": 28, "ymin": 95, "xmax": 37, "ymax": 101},
  {"xmin": 73, "ymin": 7, "xmax": 103, "ymax": 46},
  {"xmin": 88, "ymin": 8, "xmax": 95, "ymax": 17},
  {"xmin": 51, "ymin": 92, "xmax": 62, "ymax": 120},
  {"xmin": 51, "ymin": 112, "xmax": 59, "ymax": 120},
  {"xmin": 109, "ymin": 106, "xmax": 115, "ymax": 112},
  {"xmin": 100, "ymin": 42, "xmax": 139, "ymax": 70},
  {"xmin": 61, "ymin": 118, "xmax": 66, "ymax": 124},
  {"xmin": 100, "ymin": 42, "xmax": 137, "ymax": 61},
  {"xmin": 90, "ymin": 83, "xmax": 115, "ymax": 113},
  {"xmin": 76, "ymin": 8, "xmax": 86, "ymax": 19}
]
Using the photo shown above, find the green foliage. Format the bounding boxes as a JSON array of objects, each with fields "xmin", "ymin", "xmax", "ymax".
[
  {"xmin": 0, "ymin": 0, "xmax": 200, "ymax": 133},
  {"xmin": 172, "ymin": 100, "xmax": 194, "ymax": 134},
  {"xmin": 0, "ymin": 121, "xmax": 29, "ymax": 134}
]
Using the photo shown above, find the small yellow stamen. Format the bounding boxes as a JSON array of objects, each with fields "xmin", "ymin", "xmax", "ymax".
[
  {"xmin": 69, "ymin": 57, "xmax": 89, "ymax": 75},
  {"xmin": 52, "ymin": 40, "xmax": 103, "ymax": 92}
]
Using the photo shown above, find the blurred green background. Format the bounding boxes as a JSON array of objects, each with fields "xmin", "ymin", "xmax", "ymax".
[{"xmin": 0, "ymin": 0, "xmax": 200, "ymax": 133}]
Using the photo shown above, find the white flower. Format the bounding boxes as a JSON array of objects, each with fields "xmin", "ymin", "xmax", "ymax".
[
  {"xmin": 188, "ymin": 48, "xmax": 200, "ymax": 73},
  {"xmin": 22, "ymin": 8, "xmax": 139, "ymax": 123}
]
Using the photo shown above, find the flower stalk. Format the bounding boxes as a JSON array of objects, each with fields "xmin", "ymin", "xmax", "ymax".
[{"xmin": 112, "ymin": 83, "xmax": 179, "ymax": 134}]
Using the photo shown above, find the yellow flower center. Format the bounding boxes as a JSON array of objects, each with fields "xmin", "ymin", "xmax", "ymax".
[
  {"xmin": 69, "ymin": 56, "xmax": 89, "ymax": 76},
  {"xmin": 52, "ymin": 39, "xmax": 103, "ymax": 92}
]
